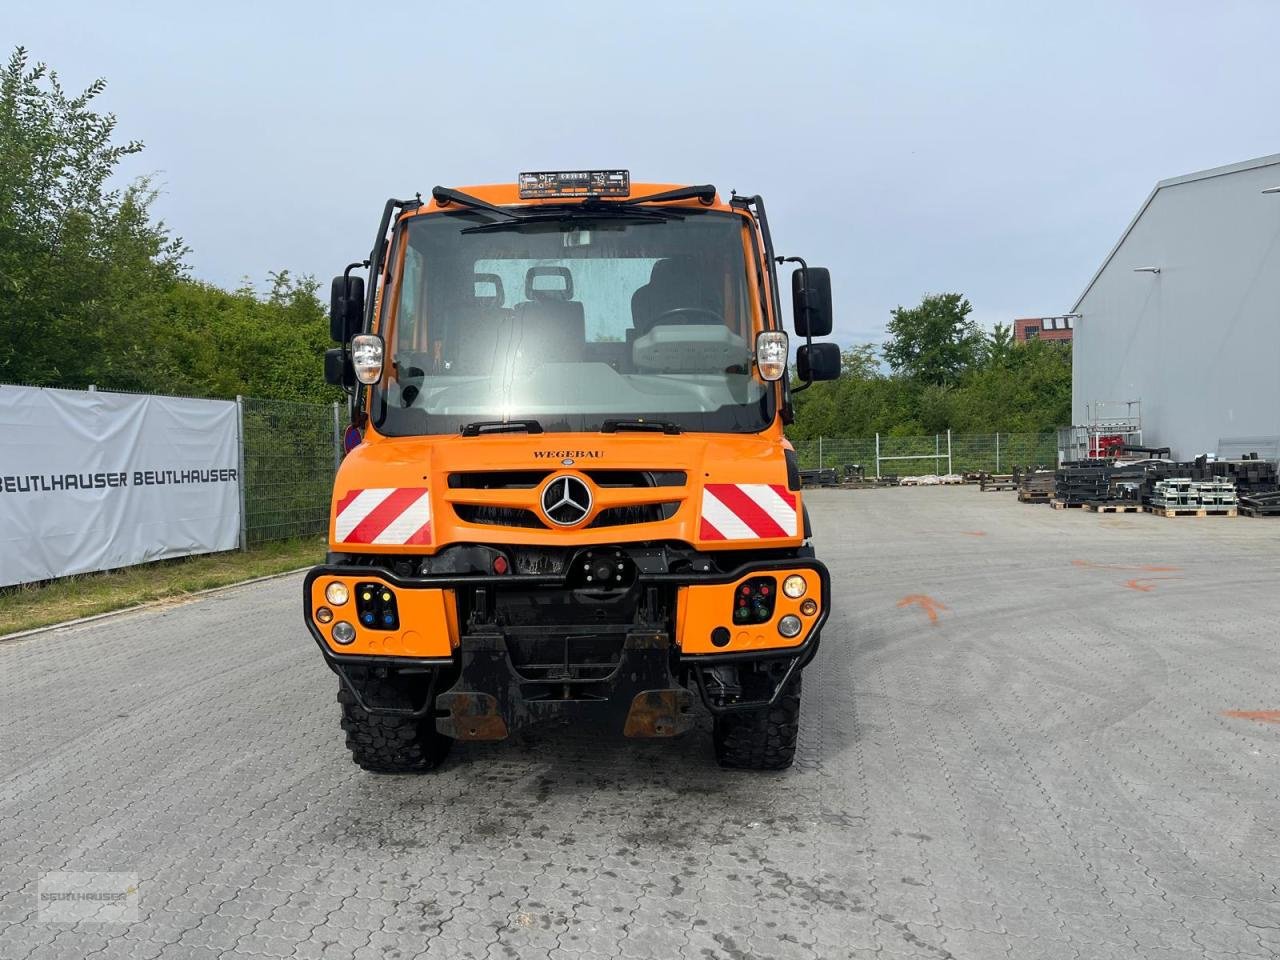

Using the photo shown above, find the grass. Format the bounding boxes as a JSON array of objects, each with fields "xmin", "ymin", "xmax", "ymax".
[{"xmin": 0, "ymin": 538, "xmax": 325, "ymax": 638}]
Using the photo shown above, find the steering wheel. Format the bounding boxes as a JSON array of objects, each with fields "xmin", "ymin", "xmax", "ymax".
[{"xmin": 650, "ymin": 306, "xmax": 723, "ymax": 327}]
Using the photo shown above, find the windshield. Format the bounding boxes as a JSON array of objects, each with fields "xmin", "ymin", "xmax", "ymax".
[{"xmin": 372, "ymin": 209, "xmax": 773, "ymax": 436}]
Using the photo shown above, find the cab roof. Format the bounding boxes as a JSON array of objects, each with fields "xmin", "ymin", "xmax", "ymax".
[{"xmin": 409, "ymin": 182, "xmax": 734, "ymax": 217}]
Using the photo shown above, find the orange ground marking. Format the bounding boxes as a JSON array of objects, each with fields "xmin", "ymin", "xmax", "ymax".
[
  {"xmin": 896, "ymin": 594, "xmax": 948, "ymax": 624},
  {"xmin": 1222, "ymin": 710, "xmax": 1280, "ymax": 724},
  {"xmin": 1072, "ymin": 560, "xmax": 1182, "ymax": 573},
  {"xmin": 1123, "ymin": 577, "xmax": 1182, "ymax": 592},
  {"xmin": 960, "ymin": 531, "xmax": 987, "ymax": 537}
]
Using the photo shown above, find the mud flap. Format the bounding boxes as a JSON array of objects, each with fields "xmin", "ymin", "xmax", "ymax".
[{"xmin": 436, "ymin": 629, "xmax": 694, "ymax": 741}]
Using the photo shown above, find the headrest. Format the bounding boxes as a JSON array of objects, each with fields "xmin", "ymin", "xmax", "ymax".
[
  {"xmin": 648, "ymin": 257, "xmax": 699, "ymax": 287},
  {"xmin": 473, "ymin": 273, "xmax": 504, "ymax": 307},
  {"xmin": 526, "ymin": 265, "xmax": 573, "ymax": 301}
]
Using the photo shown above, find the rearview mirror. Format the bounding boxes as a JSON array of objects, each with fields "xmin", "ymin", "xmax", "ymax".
[
  {"xmin": 329, "ymin": 274, "xmax": 366, "ymax": 342},
  {"xmin": 324, "ymin": 347, "xmax": 354, "ymax": 388},
  {"xmin": 796, "ymin": 342, "xmax": 841, "ymax": 382},
  {"xmin": 791, "ymin": 267, "xmax": 833, "ymax": 338}
]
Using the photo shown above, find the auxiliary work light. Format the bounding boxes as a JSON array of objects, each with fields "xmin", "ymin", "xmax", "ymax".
[{"xmin": 755, "ymin": 331, "xmax": 789, "ymax": 381}]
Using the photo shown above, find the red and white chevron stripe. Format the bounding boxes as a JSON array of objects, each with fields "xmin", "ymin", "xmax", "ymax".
[
  {"xmin": 699, "ymin": 483, "xmax": 798, "ymax": 541},
  {"xmin": 333, "ymin": 487, "xmax": 432, "ymax": 545}
]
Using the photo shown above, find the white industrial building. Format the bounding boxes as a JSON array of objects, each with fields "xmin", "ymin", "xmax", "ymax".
[{"xmin": 1071, "ymin": 153, "xmax": 1280, "ymax": 459}]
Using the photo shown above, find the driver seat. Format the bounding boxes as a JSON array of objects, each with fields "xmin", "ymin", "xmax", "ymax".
[{"xmin": 629, "ymin": 258, "xmax": 721, "ymax": 340}]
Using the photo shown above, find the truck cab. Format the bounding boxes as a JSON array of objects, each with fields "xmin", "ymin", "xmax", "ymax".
[{"xmin": 307, "ymin": 171, "xmax": 840, "ymax": 771}]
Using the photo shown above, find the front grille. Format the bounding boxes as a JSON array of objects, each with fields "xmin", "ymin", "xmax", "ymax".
[
  {"xmin": 452, "ymin": 504, "xmax": 546, "ymax": 528},
  {"xmin": 449, "ymin": 469, "xmax": 686, "ymax": 489},
  {"xmin": 448, "ymin": 471, "xmax": 550, "ymax": 489},
  {"xmin": 584, "ymin": 470, "xmax": 686, "ymax": 488},
  {"xmin": 587, "ymin": 502, "xmax": 680, "ymax": 528}
]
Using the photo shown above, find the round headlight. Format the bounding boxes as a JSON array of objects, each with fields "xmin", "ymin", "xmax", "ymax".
[
  {"xmin": 325, "ymin": 582, "xmax": 350, "ymax": 605},
  {"xmin": 332, "ymin": 621, "xmax": 356, "ymax": 645},
  {"xmin": 778, "ymin": 615, "xmax": 803, "ymax": 638},
  {"xmin": 315, "ymin": 606, "xmax": 334, "ymax": 624},
  {"xmin": 782, "ymin": 575, "xmax": 808, "ymax": 599},
  {"xmin": 800, "ymin": 598, "xmax": 818, "ymax": 617}
]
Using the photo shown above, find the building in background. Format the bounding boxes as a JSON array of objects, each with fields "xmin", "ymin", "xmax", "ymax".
[
  {"xmin": 1013, "ymin": 315, "xmax": 1074, "ymax": 343},
  {"xmin": 1071, "ymin": 153, "xmax": 1280, "ymax": 459}
]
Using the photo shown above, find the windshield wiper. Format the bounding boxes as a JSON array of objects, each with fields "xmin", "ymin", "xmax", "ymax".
[
  {"xmin": 600, "ymin": 418, "xmax": 682, "ymax": 435},
  {"xmin": 460, "ymin": 205, "xmax": 677, "ymax": 235},
  {"xmin": 459, "ymin": 419, "xmax": 544, "ymax": 437},
  {"xmin": 431, "ymin": 186, "xmax": 524, "ymax": 223},
  {"xmin": 597, "ymin": 184, "xmax": 716, "ymax": 206}
]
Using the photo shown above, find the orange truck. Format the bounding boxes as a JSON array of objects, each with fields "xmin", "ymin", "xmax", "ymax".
[{"xmin": 308, "ymin": 171, "xmax": 840, "ymax": 771}]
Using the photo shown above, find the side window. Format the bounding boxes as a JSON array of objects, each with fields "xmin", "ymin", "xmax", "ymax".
[{"xmin": 397, "ymin": 246, "xmax": 423, "ymax": 353}]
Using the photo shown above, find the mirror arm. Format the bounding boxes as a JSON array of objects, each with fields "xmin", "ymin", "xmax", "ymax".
[
  {"xmin": 776, "ymin": 255, "xmax": 815, "ymax": 392},
  {"xmin": 338, "ymin": 260, "xmax": 370, "ymax": 400}
]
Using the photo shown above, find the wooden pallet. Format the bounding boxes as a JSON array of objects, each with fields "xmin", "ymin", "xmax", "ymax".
[
  {"xmin": 1018, "ymin": 493, "xmax": 1051, "ymax": 504},
  {"xmin": 1050, "ymin": 500, "xmax": 1086, "ymax": 509},
  {"xmin": 1085, "ymin": 502, "xmax": 1140, "ymax": 513},
  {"xmin": 1238, "ymin": 505, "xmax": 1280, "ymax": 518},
  {"xmin": 1144, "ymin": 505, "xmax": 1237, "ymax": 518}
]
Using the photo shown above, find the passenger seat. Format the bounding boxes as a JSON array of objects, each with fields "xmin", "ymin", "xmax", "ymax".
[
  {"xmin": 513, "ymin": 266, "xmax": 586, "ymax": 366},
  {"xmin": 451, "ymin": 273, "xmax": 512, "ymax": 375}
]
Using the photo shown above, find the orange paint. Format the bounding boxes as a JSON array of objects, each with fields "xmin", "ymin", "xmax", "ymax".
[
  {"xmin": 1072, "ymin": 560, "xmax": 1182, "ymax": 573},
  {"xmin": 1223, "ymin": 710, "xmax": 1280, "ymax": 724},
  {"xmin": 1123, "ymin": 577, "xmax": 1182, "ymax": 592},
  {"xmin": 960, "ymin": 531, "xmax": 986, "ymax": 537},
  {"xmin": 897, "ymin": 594, "xmax": 947, "ymax": 624}
]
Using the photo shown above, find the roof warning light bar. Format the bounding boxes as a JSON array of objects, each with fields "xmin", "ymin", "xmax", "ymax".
[{"xmin": 518, "ymin": 170, "xmax": 630, "ymax": 199}]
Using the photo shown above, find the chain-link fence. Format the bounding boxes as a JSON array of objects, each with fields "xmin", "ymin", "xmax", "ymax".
[
  {"xmin": 791, "ymin": 432, "xmax": 1058, "ymax": 477},
  {"xmin": 239, "ymin": 397, "xmax": 340, "ymax": 545}
]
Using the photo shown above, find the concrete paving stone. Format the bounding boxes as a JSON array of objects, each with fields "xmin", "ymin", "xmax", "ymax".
[{"xmin": 3, "ymin": 488, "xmax": 1279, "ymax": 959}]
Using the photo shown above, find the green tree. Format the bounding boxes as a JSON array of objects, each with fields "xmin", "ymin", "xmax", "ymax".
[
  {"xmin": 985, "ymin": 322, "xmax": 1014, "ymax": 366},
  {"xmin": 881, "ymin": 293, "xmax": 984, "ymax": 386},
  {"xmin": 0, "ymin": 47, "xmax": 186, "ymax": 387}
]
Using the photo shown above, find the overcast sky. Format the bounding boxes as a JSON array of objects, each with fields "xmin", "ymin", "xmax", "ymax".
[{"xmin": 9, "ymin": 0, "xmax": 1279, "ymax": 345}]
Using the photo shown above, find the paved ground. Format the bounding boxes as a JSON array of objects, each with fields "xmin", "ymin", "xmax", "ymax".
[{"xmin": 2, "ymin": 487, "xmax": 1279, "ymax": 959}]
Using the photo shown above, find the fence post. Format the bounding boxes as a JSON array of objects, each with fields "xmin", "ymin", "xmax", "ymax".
[
  {"xmin": 818, "ymin": 436, "xmax": 824, "ymax": 471},
  {"xmin": 332, "ymin": 401, "xmax": 342, "ymax": 474},
  {"xmin": 947, "ymin": 428, "xmax": 953, "ymax": 476},
  {"xmin": 995, "ymin": 432, "xmax": 1000, "ymax": 473},
  {"xmin": 875, "ymin": 433, "xmax": 881, "ymax": 479},
  {"xmin": 236, "ymin": 395, "xmax": 248, "ymax": 552},
  {"xmin": 934, "ymin": 433, "xmax": 940, "ymax": 475}
]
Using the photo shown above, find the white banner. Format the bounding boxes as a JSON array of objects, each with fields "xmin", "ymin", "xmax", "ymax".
[{"xmin": 0, "ymin": 386, "xmax": 242, "ymax": 587}]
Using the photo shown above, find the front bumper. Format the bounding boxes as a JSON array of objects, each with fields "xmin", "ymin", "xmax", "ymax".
[{"xmin": 302, "ymin": 556, "xmax": 830, "ymax": 737}]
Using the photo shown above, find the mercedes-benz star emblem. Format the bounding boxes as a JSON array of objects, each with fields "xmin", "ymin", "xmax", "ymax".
[{"xmin": 541, "ymin": 475, "xmax": 593, "ymax": 526}]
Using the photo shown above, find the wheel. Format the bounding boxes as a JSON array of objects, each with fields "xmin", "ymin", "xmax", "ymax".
[
  {"xmin": 712, "ymin": 673, "xmax": 801, "ymax": 770},
  {"xmin": 337, "ymin": 679, "xmax": 452, "ymax": 773}
]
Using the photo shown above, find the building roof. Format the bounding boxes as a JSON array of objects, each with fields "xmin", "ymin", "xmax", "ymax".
[{"xmin": 1070, "ymin": 152, "xmax": 1280, "ymax": 312}]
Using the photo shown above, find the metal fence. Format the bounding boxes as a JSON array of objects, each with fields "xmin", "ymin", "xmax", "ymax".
[
  {"xmin": 791, "ymin": 432, "xmax": 1058, "ymax": 477},
  {"xmin": 239, "ymin": 396, "xmax": 341, "ymax": 545}
]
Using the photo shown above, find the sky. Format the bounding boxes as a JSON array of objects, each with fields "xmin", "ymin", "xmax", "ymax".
[{"xmin": 7, "ymin": 0, "xmax": 1280, "ymax": 347}]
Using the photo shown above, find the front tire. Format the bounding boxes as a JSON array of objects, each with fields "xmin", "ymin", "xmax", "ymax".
[
  {"xmin": 712, "ymin": 673, "xmax": 801, "ymax": 770},
  {"xmin": 337, "ymin": 680, "xmax": 452, "ymax": 773}
]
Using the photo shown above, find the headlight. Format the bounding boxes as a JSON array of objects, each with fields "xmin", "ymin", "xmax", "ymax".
[
  {"xmin": 778, "ymin": 615, "xmax": 803, "ymax": 638},
  {"xmin": 800, "ymin": 598, "xmax": 818, "ymax": 616},
  {"xmin": 350, "ymin": 334, "xmax": 385, "ymax": 385},
  {"xmin": 782, "ymin": 574, "xmax": 807, "ymax": 598},
  {"xmin": 315, "ymin": 606, "xmax": 334, "ymax": 624},
  {"xmin": 755, "ymin": 330, "xmax": 789, "ymax": 381},
  {"xmin": 332, "ymin": 621, "xmax": 356, "ymax": 645},
  {"xmin": 325, "ymin": 582, "xmax": 349, "ymax": 605}
]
